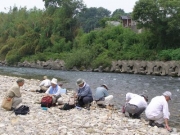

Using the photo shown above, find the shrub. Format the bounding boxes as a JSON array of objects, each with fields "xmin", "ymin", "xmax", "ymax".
[
  {"xmin": 157, "ymin": 50, "xmax": 172, "ymax": 61},
  {"xmin": 6, "ymin": 50, "xmax": 20, "ymax": 65},
  {"xmin": 171, "ymin": 48, "xmax": 180, "ymax": 60},
  {"xmin": 91, "ymin": 51, "xmax": 111, "ymax": 68},
  {"xmin": 65, "ymin": 48, "xmax": 93, "ymax": 69},
  {"xmin": 0, "ymin": 45, "xmax": 10, "ymax": 56}
]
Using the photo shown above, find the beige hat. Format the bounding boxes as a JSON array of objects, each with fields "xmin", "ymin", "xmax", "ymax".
[
  {"xmin": 51, "ymin": 78, "xmax": 57, "ymax": 85},
  {"xmin": 163, "ymin": 91, "xmax": 172, "ymax": 100},
  {"xmin": 16, "ymin": 78, "xmax": 25, "ymax": 83},
  {"xmin": 101, "ymin": 84, "xmax": 109, "ymax": 90},
  {"xmin": 76, "ymin": 78, "xmax": 84, "ymax": 86},
  {"xmin": 43, "ymin": 76, "xmax": 47, "ymax": 79}
]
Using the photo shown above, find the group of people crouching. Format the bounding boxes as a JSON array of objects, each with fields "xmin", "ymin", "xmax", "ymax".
[
  {"xmin": 3, "ymin": 76, "xmax": 172, "ymax": 132},
  {"xmin": 123, "ymin": 91, "xmax": 172, "ymax": 132},
  {"xmin": 34, "ymin": 76, "xmax": 114, "ymax": 109}
]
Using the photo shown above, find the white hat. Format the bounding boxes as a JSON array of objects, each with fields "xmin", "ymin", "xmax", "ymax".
[
  {"xmin": 76, "ymin": 78, "xmax": 84, "ymax": 86},
  {"xmin": 101, "ymin": 84, "xmax": 109, "ymax": 90},
  {"xmin": 51, "ymin": 78, "xmax": 57, "ymax": 85},
  {"xmin": 163, "ymin": 91, "xmax": 172, "ymax": 100}
]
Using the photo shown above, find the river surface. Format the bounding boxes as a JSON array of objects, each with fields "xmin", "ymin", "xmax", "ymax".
[{"xmin": 0, "ymin": 66, "xmax": 180, "ymax": 129}]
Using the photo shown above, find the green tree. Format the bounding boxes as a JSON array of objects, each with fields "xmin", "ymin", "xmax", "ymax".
[
  {"xmin": 132, "ymin": 0, "xmax": 180, "ymax": 49},
  {"xmin": 77, "ymin": 7, "xmax": 111, "ymax": 32},
  {"xmin": 111, "ymin": 8, "xmax": 129, "ymax": 19}
]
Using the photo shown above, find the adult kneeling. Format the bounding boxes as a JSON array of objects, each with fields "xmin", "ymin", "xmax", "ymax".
[
  {"xmin": 94, "ymin": 84, "xmax": 113, "ymax": 108},
  {"xmin": 76, "ymin": 78, "xmax": 93, "ymax": 109},
  {"xmin": 5, "ymin": 78, "xmax": 25, "ymax": 110},
  {"xmin": 145, "ymin": 91, "xmax": 172, "ymax": 131},
  {"xmin": 45, "ymin": 78, "xmax": 63, "ymax": 105}
]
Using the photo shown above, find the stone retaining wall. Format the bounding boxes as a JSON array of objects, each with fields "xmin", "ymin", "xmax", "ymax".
[{"xmin": 1, "ymin": 60, "xmax": 180, "ymax": 77}]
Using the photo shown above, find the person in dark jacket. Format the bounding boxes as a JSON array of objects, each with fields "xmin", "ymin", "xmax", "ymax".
[{"xmin": 76, "ymin": 78, "xmax": 93, "ymax": 109}]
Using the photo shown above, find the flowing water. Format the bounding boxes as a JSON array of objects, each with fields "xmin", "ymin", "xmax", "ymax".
[{"xmin": 0, "ymin": 66, "xmax": 180, "ymax": 129}]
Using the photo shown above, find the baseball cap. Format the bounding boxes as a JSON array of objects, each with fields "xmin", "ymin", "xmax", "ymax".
[{"xmin": 163, "ymin": 91, "xmax": 172, "ymax": 100}]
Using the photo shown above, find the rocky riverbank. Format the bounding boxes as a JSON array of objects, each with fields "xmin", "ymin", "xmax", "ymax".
[{"xmin": 0, "ymin": 75, "xmax": 179, "ymax": 135}]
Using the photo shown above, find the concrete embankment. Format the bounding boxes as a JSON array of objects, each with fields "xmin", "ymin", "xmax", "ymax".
[{"xmin": 1, "ymin": 60, "xmax": 180, "ymax": 77}]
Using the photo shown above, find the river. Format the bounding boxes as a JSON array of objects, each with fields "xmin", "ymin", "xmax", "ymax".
[{"xmin": 0, "ymin": 66, "xmax": 180, "ymax": 129}]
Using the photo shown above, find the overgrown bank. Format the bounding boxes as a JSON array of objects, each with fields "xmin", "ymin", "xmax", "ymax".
[{"xmin": 0, "ymin": 0, "xmax": 180, "ymax": 70}]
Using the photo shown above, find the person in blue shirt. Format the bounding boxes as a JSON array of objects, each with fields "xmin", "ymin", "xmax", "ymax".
[
  {"xmin": 94, "ymin": 84, "xmax": 113, "ymax": 108},
  {"xmin": 45, "ymin": 78, "xmax": 63, "ymax": 105},
  {"xmin": 76, "ymin": 78, "xmax": 93, "ymax": 109}
]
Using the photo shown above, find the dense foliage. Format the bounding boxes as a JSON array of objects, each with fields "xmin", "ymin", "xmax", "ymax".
[
  {"xmin": 0, "ymin": 0, "xmax": 180, "ymax": 69},
  {"xmin": 77, "ymin": 7, "xmax": 111, "ymax": 32},
  {"xmin": 132, "ymin": 0, "xmax": 180, "ymax": 49}
]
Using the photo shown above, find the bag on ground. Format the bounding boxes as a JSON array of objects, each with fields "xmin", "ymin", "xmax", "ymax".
[
  {"xmin": 1, "ymin": 97, "xmax": 13, "ymax": 111},
  {"xmin": 41, "ymin": 96, "xmax": 53, "ymax": 108},
  {"xmin": 61, "ymin": 103, "xmax": 75, "ymax": 110},
  {"xmin": 14, "ymin": 105, "xmax": 29, "ymax": 115},
  {"xmin": 61, "ymin": 96, "xmax": 76, "ymax": 110}
]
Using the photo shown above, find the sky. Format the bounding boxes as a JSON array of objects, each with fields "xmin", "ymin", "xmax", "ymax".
[{"xmin": 0, "ymin": 0, "xmax": 138, "ymax": 13}]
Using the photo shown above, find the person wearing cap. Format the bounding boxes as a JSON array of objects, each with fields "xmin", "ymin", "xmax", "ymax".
[
  {"xmin": 45, "ymin": 78, "xmax": 63, "ymax": 105},
  {"xmin": 4, "ymin": 78, "xmax": 25, "ymax": 110},
  {"xmin": 94, "ymin": 84, "xmax": 113, "ymax": 108},
  {"xmin": 36, "ymin": 76, "xmax": 51, "ymax": 93},
  {"xmin": 125, "ymin": 94, "xmax": 148, "ymax": 119},
  {"xmin": 145, "ymin": 91, "xmax": 172, "ymax": 131},
  {"xmin": 122, "ymin": 92, "xmax": 139, "ymax": 113},
  {"xmin": 76, "ymin": 78, "xmax": 93, "ymax": 109}
]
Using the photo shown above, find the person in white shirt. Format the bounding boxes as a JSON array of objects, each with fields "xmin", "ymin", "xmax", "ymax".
[
  {"xmin": 126, "ymin": 92, "xmax": 139, "ymax": 102},
  {"xmin": 45, "ymin": 78, "xmax": 63, "ymax": 105},
  {"xmin": 145, "ymin": 91, "xmax": 172, "ymax": 131},
  {"xmin": 36, "ymin": 76, "xmax": 51, "ymax": 93},
  {"xmin": 125, "ymin": 94, "xmax": 148, "ymax": 119},
  {"xmin": 122, "ymin": 92, "xmax": 139, "ymax": 113}
]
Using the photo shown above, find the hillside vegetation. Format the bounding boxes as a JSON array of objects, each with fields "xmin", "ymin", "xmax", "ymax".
[{"xmin": 0, "ymin": 0, "xmax": 180, "ymax": 69}]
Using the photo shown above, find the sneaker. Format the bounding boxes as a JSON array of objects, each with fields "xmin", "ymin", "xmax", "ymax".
[
  {"xmin": 132, "ymin": 115, "xmax": 141, "ymax": 119},
  {"xmin": 39, "ymin": 89, "xmax": 45, "ymax": 93},
  {"xmin": 129, "ymin": 113, "xmax": 133, "ymax": 117},
  {"xmin": 75, "ymin": 106, "xmax": 82, "ymax": 110},
  {"xmin": 154, "ymin": 123, "xmax": 164, "ymax": 128},
  {"xmin": 149, "ymin": 120, "xmax": 155, "ymax": 126},
  {"xmin": 84, "ymin": 103, "xmax": 90, "ymax": 110},
  {"xmin": 97, "ymin": 104, "xmax": 106, "ymax": 108}
]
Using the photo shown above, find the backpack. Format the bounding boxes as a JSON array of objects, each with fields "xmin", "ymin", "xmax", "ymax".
[
  {"xmin": 41, "ymin": 96, "xmax": 53, "ymax": 108},
  {"xmin": 14, "ymin": 105, "xmax": 29, "ymax": 115},
  {"xmin": 60, "ymin": 103, "xmax": 75, "ymax": 110}
]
